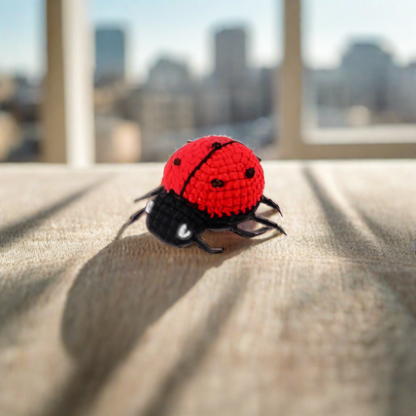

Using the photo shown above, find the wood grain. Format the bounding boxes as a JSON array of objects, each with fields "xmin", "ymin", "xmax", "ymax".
[{"xmin": 0, "ymin": 162, "xmax": 416, "ymax": 416}]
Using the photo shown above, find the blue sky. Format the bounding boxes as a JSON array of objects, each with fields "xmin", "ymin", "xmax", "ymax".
[{"xmin": 0, "ymin": 0, "xmax": 415, "ymax": 80}]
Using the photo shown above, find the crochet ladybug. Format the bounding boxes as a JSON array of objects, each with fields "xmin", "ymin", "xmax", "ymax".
[{"xmin": 126, "ymin": 135, "xmax": 286, "ymax": 253}]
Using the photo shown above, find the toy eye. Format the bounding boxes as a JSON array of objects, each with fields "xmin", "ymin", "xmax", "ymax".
[
  {"xmin": 145, "ymin": 200, "xmax": 154, "ymax": 214},
  {"xmin": 245, "ymin": 167, "xmax": 255, "ymax": 178},
  {"xmin": 211, "ymin": 179, "xmax": 224, "ymax": 188},
  {"xmin": 177, "ymin": 223, "xmax": 192, "ymax": 240}
]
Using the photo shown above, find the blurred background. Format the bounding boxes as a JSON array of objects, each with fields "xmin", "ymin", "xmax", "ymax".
[{"xmin": 0, "ymin": 0, "xmax": 415, "ymax": 163}]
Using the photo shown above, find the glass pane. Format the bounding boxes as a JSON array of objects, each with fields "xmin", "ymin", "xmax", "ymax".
[
  {"xmin": 0, "ymin": 0, "xmax": 44, "ymax": 162},
  {"xmin": 303, "ymin": 0, "xmax": 416, "ymax": 142},
  {"xmin": 91, "ymin": 0, "xmax": 283, "ymax": 162}
]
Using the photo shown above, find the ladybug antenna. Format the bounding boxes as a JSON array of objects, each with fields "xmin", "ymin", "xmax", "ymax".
[
  {"xmin": 261, "ymin": 195, "xmax": 283, "ymax": 217},
  {"xmin": 134, "ymin": 185, "xmax": 163, "ymax": 203}
]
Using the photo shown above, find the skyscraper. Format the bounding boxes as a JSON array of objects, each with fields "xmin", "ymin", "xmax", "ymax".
[
  {"xmin": 214, "ymin": 27, "xmax": 247, "ymax": 85},
  {"xmin": 341, "ymin": 41, "xmax": 394, "ymax": 112},
  {"xmin": 147, "ymin": 57, "xmax": 192, "ymax": 92},
  {"xmin": 126, "ymin": 57, "xmax": 195, "ymax": 161},
  {"xmin": 211, "ymin": 26, "xmax": 261, "ymax": 123},
  {"xmin": 95, "ymin": 27, "xmax": 126, "ymax": 82}
]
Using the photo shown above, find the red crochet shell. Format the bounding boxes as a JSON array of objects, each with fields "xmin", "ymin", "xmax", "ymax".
[{"xmin": 162, "ymin": 136, "xmax": 264, "ymax": 217}]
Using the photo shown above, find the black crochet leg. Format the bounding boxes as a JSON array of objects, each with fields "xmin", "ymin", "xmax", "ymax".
[
  {"xmin": 134, "ymin": 186, "xmax": 163, "ymax": 203},
  {"xmin": 193, "ymin": 236, "xmax": 224, "ymax": 254},
  {"xmin": 261, "ymin": 195, "xmax": 283, "ymax": 217},
  {"xmin": 232, "ymin": 225, "xmax": 271, "ymax": 238},
  {"xmin": 125, "ymin": 207, "xmax": 146, "ymax": 226},
  {"xmin": 253, "ymin": 214, "xmax": 286, "ymax": 235}
]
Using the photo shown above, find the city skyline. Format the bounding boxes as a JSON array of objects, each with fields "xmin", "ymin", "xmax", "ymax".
[
  {"xmin": 1, "ymin": 12, "xmax": 415, "ymax": 163},
  {"xmin": 1, "ymin": 0, "xmax": 416, "ymax": 79}
]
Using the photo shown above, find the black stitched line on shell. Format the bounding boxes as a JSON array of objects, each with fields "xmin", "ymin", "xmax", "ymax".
[{"xmin": 180, "ymin": 140, "xmax": 235, "ymax": 197}]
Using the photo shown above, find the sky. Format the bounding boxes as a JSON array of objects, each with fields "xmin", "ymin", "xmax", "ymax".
[{"xmin": 0, "ymin": 0, "xmax": 415, "ymax": 80}]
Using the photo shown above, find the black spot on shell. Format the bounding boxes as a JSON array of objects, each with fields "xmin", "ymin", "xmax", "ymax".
[
  {"xmin": 212, "ymin": 142, "xmax": 222, "ymax": 149},
  {"xmin": 245, "ymin": 167, "xmax": 255, "ymax": 178},
  {"xmin": 211, "ymin": 179, "xmax": 224, "ymax": 188},
  {"xmin": 174, "ymin": 158, "xmax": 181, "ymax": 166}
]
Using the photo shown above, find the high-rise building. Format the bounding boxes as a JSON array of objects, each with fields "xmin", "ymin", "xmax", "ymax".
[
  {"xmin": 126, "ymin": 57, "xmax": 195, "ymax": 161},
  {"xmin": 194, "ymin": 76, "xmax": 231, "ymax": 126},
  {"xmin": 95, "ymin": 27, "xmax": 126, "ymax": 82},
  {"xmin": 211, "ymin": 26, "xmax": 262, "ymax": 123},
  {"xmin": 214, "ymin": 27, "xmax": 247, "ymax": 85},
  {"xmin": 341, "ymin": 41, "xmax": 394, "ymax": 112},
  {"xmin": 391, "ymin": 62, "xmax": 416, "ymax": 122},
  {"xmin": 147, "ymin": 57, "xmax": 192, "ymax": 92}
]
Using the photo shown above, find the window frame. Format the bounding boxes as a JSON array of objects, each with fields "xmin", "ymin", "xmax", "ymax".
[{"xmin": 278, "ymin": 0, "xmax": 416, "ymax": 159}]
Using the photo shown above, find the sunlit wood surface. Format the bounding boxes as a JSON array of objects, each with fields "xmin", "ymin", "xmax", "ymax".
[{"xmin": 1, "ymin": 161, "xmax": 416, "ymax": 416}]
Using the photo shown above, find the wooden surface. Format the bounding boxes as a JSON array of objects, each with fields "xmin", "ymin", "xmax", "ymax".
[{"xmin": 1, "ymin": 161, "xmax": 416, "ymax": 416}]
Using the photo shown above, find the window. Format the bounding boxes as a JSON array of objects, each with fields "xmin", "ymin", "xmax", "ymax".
[
  {"xmin": 0, "ymin": 0, "xmax": 44, "ymax": 162},
  {"xmin": 90, "ymin": 0, "xmax": 282, "ymax": 162},
  {"xmin": 303, "ymin": 0, "xmax": 416, "ymax": 144}
]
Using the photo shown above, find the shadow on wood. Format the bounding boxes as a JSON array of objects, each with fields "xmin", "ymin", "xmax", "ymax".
[
  {"xmin": 0, "ymin": 267, "xmax": 64, "ymax": 343},
  {"xmin": 140, "ymin": 269, "xmax": 250, "ymax": 416},
  {"xmin": 303, "ymin": 166, "xmax": 416, "ymax": 414},
  {"xmin": 0, "ymin": 177, "xmax": 109, "ymax": 249},
  {"xmin": 45, "ymin": 228, "xmax": 277, "ymax": 416}
]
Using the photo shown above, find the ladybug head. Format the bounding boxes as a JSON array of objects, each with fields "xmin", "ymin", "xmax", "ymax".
[{"xmin": 144, "ymin": 190, "xmax": 206, "ymax": 249}]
